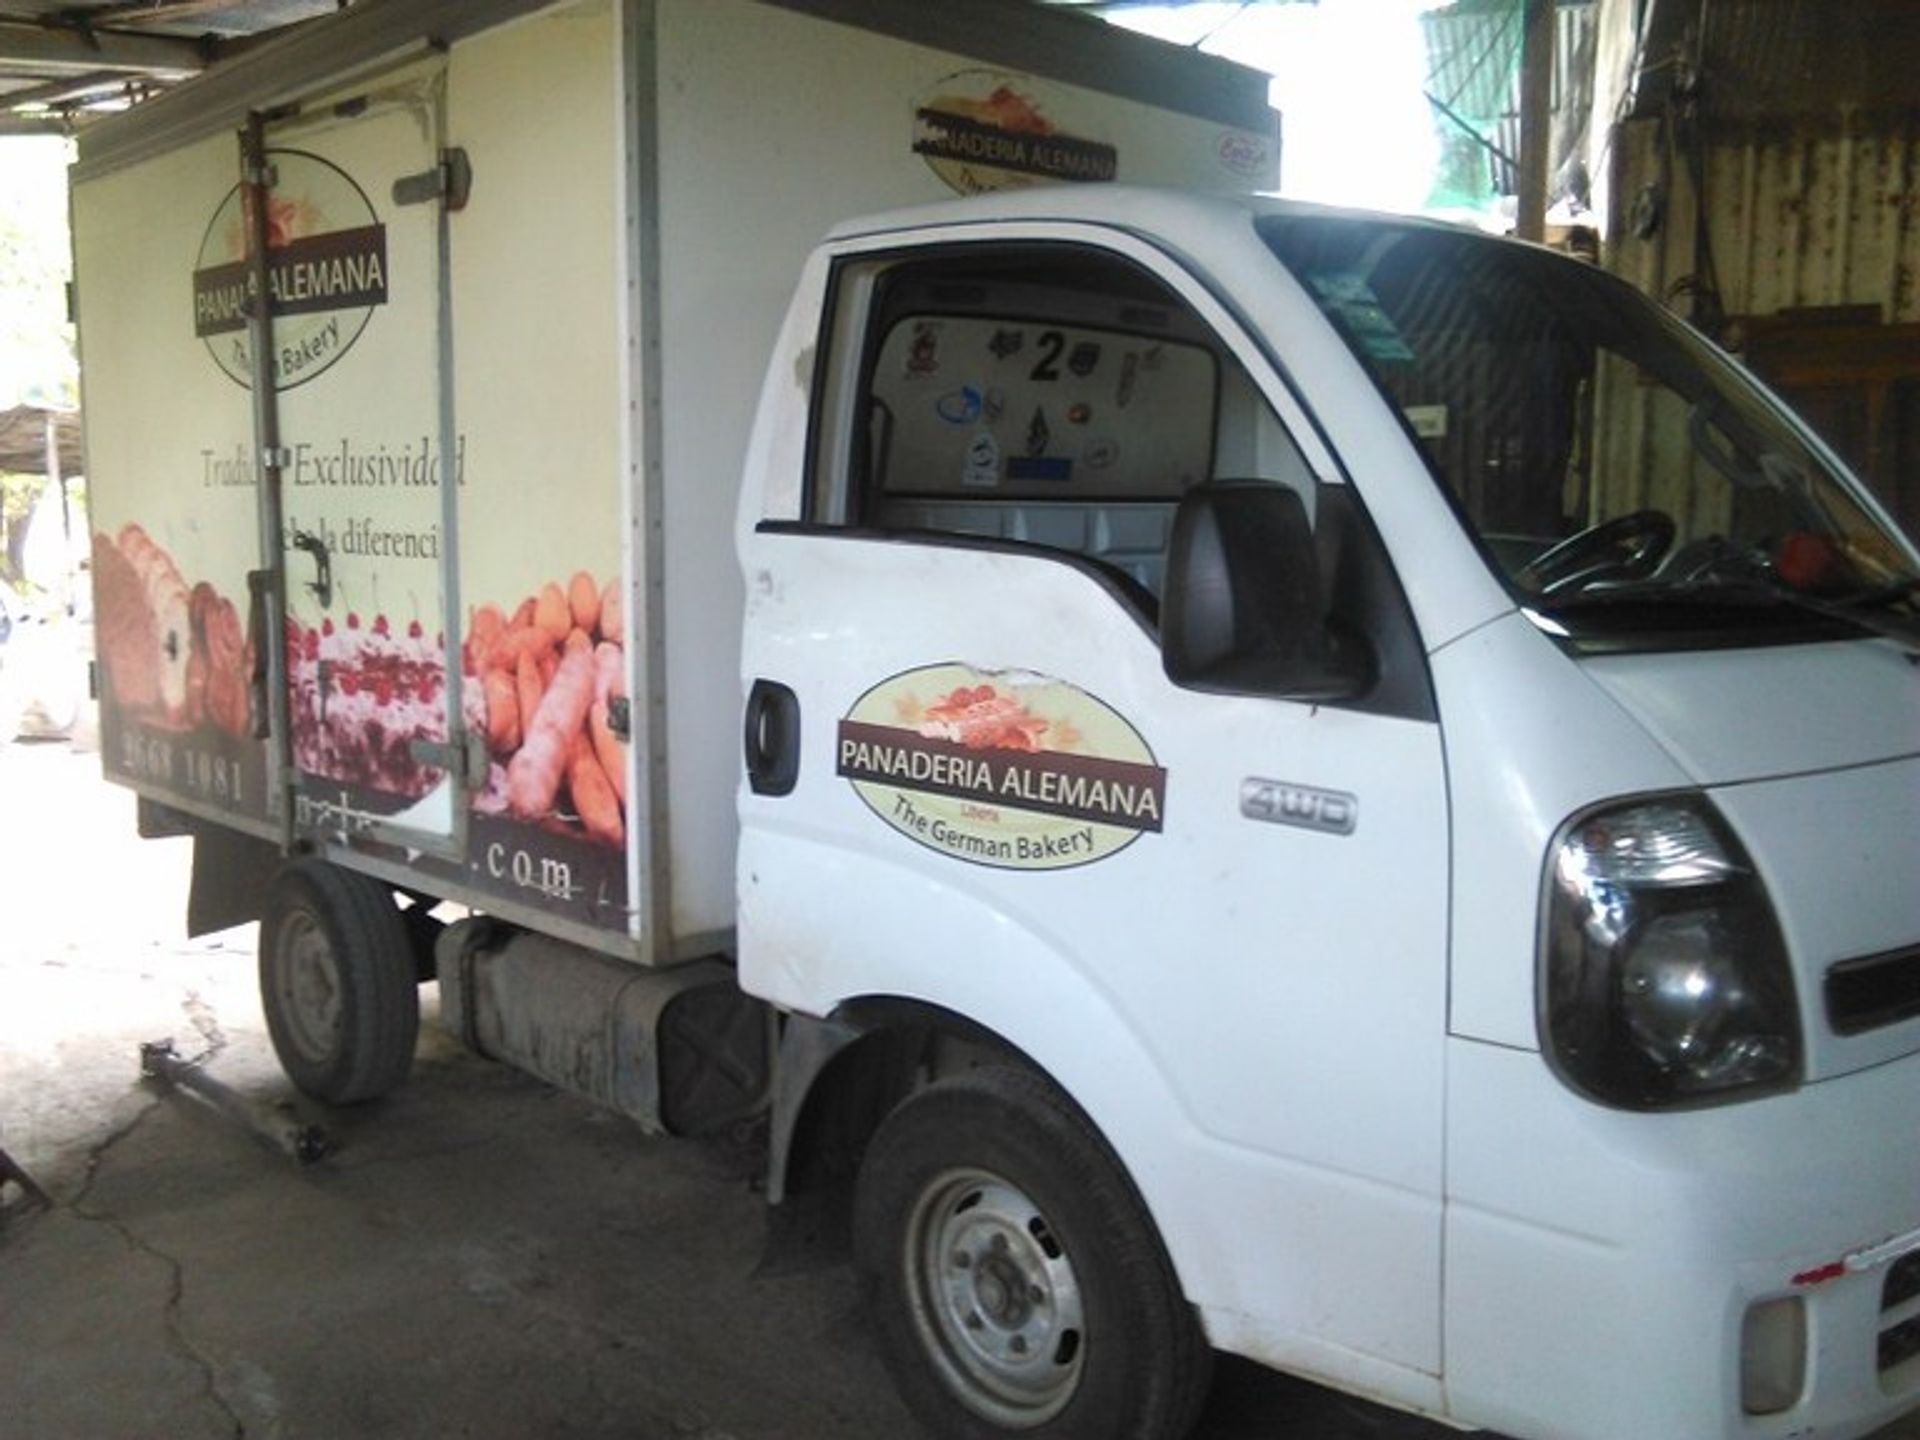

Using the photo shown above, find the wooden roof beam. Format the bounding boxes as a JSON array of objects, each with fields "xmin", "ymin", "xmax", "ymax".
[{"xmin": 0, "ymin": 18, "xmax": 206, "ymax": 78}]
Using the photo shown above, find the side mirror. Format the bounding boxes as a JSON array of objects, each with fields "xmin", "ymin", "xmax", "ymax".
[{"xmin": 1162, "ymin": 481, "xmax": 1372, "ymax": 700}]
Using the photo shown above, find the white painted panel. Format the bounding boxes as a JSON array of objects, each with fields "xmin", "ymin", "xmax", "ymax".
[
  {"xmin": 740, "ymin": 532, "xmax": 1450, "ymax": 1370},
  {"xmin": 75, "ymin": 130, "xmax": 270, "ymax": 827},
  {"xmin": 1446, "ymin": 1036, "xmax": 1920, "ymax": 1440},
  {"xmin": 656, "ymin": 0, "xmax": 1281, "ymax": 943},
  {"xmin": 1435, "ymin": 610, "xmax": 1692, "ymax": 1050},
  {"xmin": 1713, "ymin": 755, "xmax": 1920, "ymax": 1083},
  {"xmin": 1585, "ymin": 638, "xmax": 1920, "ymax": 784}
]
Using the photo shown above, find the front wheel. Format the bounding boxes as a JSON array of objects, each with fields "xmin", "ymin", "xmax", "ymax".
[
  {"xmin": 260, "ymin": 859, "xmax": 419, "ymax": 1104},
  {"xmin": 854, "ymin": 1066, "xmax": 1210, "ymax": 1440}
]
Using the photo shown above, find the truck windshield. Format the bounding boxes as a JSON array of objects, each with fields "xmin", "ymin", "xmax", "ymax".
[{"xmin": 1259, "ymin": 215, "xmax": 1920, "ymax": 652}]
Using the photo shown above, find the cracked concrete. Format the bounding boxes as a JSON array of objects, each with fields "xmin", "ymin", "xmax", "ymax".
[
  {"xmin": 53, "ymin": 1097, "xmax": 244, "ymax": 1437},
  {"xmin": 72, "ymin": 1188, "xmax": 246, "ymax": 1439},
  {"xmin": 4, "ymin": 740, "xmax": 1916, "ymax": 1440}
]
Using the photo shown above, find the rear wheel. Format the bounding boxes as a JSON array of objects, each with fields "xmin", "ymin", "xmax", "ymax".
[
  {"xmin": 260, "ymin": 859, "xmax": 419, "ymax": 1104},
  {"xmin": 854, "ymin": 1066, "xmax": 1210, "ymax": 1440}
]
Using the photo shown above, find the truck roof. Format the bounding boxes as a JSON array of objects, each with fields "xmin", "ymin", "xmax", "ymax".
[
  {"xmin": 74, "ymin": 0, "xmax": 1279, "ymax": 184},
  {"xmin": 822, "ymin": 184, "xmax": 1491, "ymax": 249}
]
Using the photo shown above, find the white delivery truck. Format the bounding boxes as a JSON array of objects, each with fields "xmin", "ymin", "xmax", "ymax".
[{"xmin": 70, "ymin": 2, "xmax": 1920, "ymax": 1438}]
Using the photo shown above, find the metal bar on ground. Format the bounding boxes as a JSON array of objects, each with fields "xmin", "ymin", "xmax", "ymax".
[
  {"xmin": 139, "ymin": 1039, "xmax": 329, "ymax": 1165},
  {"xmin": 0, "ymin": 1143, "xmax": 52, "ymax": 1211}
]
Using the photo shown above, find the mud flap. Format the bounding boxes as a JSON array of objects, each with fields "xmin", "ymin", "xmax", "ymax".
[{"xmin": 187, "ymin": 824, "xmax": 282, "ymax": 937}]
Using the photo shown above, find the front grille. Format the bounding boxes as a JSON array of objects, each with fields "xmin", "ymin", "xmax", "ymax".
[
  {"xmin": 1882, "ymin": 1316, "xmax": 1920, "ymax": 1375},
  {"xmin": 1882, "ymin": 1252, "xmax": 1920, "ymax": 1377},
  {"xmin": 1825, "ymin": 945, "xmax": 1920, "ymax": 1036},
  {"xmin": 1891, "ymin": 1252, "xmax": 1920, "ymax": 1312}
]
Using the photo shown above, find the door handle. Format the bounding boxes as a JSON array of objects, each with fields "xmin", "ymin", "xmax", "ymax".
[
  {"xmin": 290, "ymin": 527, "xmax": 332, "ymax": 608},
  {"xmin": 744, "ymin": 679, "xmax": 801, "ymax": 797}
]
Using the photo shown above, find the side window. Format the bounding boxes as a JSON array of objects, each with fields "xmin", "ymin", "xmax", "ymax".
[{"xmin": 810, "ymin": 244, "xmax": 1315, "ymax": 611}]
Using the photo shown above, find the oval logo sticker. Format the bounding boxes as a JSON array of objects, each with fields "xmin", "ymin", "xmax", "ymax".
[
  {"xmin": 191, "ymin": 148, "xmax": 389, "ymax": 391},
  {"xmin": 837, "ymin": 663, "xmax": 1166, "ymax": 871},
  {"xmin": 912, "ymin": 70, "xmax": 1118, "ymax": 196}
]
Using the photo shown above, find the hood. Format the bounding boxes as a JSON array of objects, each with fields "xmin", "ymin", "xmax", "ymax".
[
  {"xmin": 1585, "ymin": 638, "xmax": 1920, "ymax": 1082},
  {"xmin": 1582, "ymin": 639, "xmax": 1920, "ymax": 786}
]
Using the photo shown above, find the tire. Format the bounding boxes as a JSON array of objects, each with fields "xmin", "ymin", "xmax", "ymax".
[
  {"xmin": 260, "ymin": 859, "xmax": 419, "ymax": 1104},
  {"xmin": 854, "ymin": 1066, "xmax": 1211, "ymax": 1440}
]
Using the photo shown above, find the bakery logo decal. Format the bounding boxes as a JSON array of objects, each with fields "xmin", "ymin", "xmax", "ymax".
[
  {"xmin": 192, "ymin": 149, "xmax": 387, "ymax": 391},
  {"xmin": 914, "ymin": 72, "xmax": 1117, "ymax": 195},
  {"xmin": 838, "ymin": 663, "xmax": 1165, "ymax": 870}
]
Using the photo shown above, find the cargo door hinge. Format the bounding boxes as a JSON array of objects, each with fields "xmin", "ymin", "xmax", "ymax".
[{"xmin": 392, "ymin": 148, "xmax": 472, "ymax": 211}]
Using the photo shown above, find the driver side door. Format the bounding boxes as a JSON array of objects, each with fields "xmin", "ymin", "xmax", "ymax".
[{"xmin": 739, "ymin": 222, "xmax": 1452, "ymax": 1376}]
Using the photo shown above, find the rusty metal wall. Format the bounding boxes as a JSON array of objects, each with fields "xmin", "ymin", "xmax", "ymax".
[
  {"xmin": 1608, "ymin": 113, "xmax": 1920, "ymax": 328},
  {"xmin": 1595, "ymin": 0, "xmax": 1920, "ymax": 534}
]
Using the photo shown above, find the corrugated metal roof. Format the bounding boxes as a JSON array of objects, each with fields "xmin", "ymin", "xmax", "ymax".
[
  {"xmin": 0, "ymin": 0, "xmax": 1291, "ymax": 133},
  {"xmin": 1635, "ymin": 0, "xmax": 1920, "ymax": 126},
  {"xmin": 0, "ymin": 0, "xmax": 337, "ymax": 131},
  {"xmin": 1422, "ymin": 0, "xmax": 1594, "ymax": 207},
  {"xmin": 0, "ymin": 404, "xmax": 79, "ymax": 475}
]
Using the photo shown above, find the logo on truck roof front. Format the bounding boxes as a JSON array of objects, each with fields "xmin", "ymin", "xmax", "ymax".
[
  {"xmin": 191, "ymin": 149, "xmax": 387, "ymax": 391},
  {"xmin": 914, "ymin": 72, "xmax": 1118, "ymax": 194}
]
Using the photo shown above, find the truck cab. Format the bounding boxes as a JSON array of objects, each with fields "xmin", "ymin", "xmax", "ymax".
[{"xmin": 738, "ymin": 186, "xmax": 1920, "ymax": 1440}]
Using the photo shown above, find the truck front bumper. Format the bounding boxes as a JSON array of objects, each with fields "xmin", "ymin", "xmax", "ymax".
[{"xmin": 1444, "ymin": 1036, "xmax": 1920, "ymax": 1440}]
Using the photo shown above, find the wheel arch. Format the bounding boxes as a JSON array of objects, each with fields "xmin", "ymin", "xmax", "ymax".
[
  {"xmin": 849, "ymin": 1054, "xmax": 1215, "ymax": 1438},
  {"xmin": 768, "ymin": 994, "xmax": 1196, "ymax": 1301},
  {"xmin": 770, "ymin": 997, "xmax": 1028, "ymax": 1206}
]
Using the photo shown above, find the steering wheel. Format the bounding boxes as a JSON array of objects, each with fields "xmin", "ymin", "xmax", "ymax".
[{"xmin": 1518, "ymin": 509, "xmax": 1677, "ymax": 596}]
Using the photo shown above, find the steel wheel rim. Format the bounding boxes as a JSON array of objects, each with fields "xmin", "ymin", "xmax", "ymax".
[
  {"xmin": 272, "ymin": 908, "xmax": 343, "ymax": 1064},
  {"xmin": 904, "ymin": 1166, "xmax": 1085, "ymax": 1428}
]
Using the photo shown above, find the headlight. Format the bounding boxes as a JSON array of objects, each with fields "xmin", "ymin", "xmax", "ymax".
[{"xmin": 1540, "ymin": 795, "xmax": 1800, "ymax": 1108}]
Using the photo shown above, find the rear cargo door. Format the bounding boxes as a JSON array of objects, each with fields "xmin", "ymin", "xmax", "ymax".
[{"xmin": 245, "ymin": 61, "xmax": 466, "ymax": 850}]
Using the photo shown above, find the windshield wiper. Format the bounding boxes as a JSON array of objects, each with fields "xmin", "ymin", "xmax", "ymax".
[
  {"xmin": 1779, "ymin": 574, "xmax": 1920, "ymax": 650},
  {"xmin": 1838, "ymin": 575, "xmax": 1920, "ymax": 611},
  {"xmin": 1551, "ymin": 574, "xmax": 1920, "ymax": 653}
]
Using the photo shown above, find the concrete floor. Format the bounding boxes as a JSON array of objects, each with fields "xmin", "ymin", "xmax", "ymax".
[{"xmin": 1, "ymin": 736, "xmax": 1916, "ymax": 1440}]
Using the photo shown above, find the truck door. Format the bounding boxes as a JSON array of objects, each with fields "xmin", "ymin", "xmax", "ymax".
[
  {"xmin": 233, "ymin": 61, "xmax": 466, "ymax": 850},
  {"xmin": 739, "ymin": 227, "xmax": 1451, "ymax": 1377}
]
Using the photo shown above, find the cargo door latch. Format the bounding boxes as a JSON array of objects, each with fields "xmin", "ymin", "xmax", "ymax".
[{"xmin": 290, "ymin": 527, "xmax": 332, "ymax": 608}]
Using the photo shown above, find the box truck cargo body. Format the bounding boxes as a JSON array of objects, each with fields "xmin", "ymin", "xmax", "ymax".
[
  {"xmin": 70, "ymin": 2, "xmax": 1920, "ymax": 1438},
  {"xmin": 74, "ymin": 0, "xmax": 1276, "ymax": 959}
]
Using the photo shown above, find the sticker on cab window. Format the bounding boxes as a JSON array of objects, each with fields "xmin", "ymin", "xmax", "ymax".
[
  {"xmin": 836, "ymin": 663, "xmax": 1167, "ymax": 871},
  {"xmin": 962, "ymin": 431, "xmax": 1001, "ymax": 488},
  {"xmin": 905, "ymin": 321, "xmax": 943, "ymax": 377},
  {"xmin": 938, "ymin": 387, "xmax": 984, "ymax": 425},
  {"xmin": 1308, "ymin": 272, "xmax": 1416, "ymax": 362}
]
